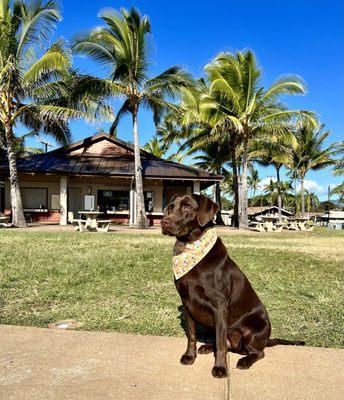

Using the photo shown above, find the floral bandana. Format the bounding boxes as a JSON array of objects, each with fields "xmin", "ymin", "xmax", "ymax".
[{"xmin": 172, "ymin": 227, "xmax": 218, "ymax": 280}]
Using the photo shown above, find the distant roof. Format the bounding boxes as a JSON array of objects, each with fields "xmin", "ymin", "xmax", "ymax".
[
  {"xmin": 0, "ymin": 132, "xmax": 222, "ymax": 183},
  {"xmin": 321, "ymin": 210, "xmax": 344, "ymax": 219}
]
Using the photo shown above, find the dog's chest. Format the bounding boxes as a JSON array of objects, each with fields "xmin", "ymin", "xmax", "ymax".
[{"xmin": 176, "ymin": 277, "xmax": 213, "ymax": 307}]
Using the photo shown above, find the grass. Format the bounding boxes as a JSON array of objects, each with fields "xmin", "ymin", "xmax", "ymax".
[{"xmin": 0, "ymin": 227, "xmax": 343, "ymax": 348}]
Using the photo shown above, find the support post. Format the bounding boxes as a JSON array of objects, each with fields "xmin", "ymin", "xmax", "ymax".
[
  {"xmin": 129, "ymin": 181, "xmax": 137, "ymax": 226},
  {"xmin": 193, "ymin": 181, "xmax": 200, "ymax": 194},
  {"xmin": 60, "ymin": 175, "xmax": 68, "ymax": 226}
]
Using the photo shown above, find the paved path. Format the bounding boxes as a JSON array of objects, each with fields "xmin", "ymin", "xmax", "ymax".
[{"xmin": 0, "ymin": 325, "xmax": 343, "ymax": 400}]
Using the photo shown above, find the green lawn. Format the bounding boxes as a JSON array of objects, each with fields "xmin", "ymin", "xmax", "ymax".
[{"xmin": 0, "ymin": 228, "xmax": 343, "ymax": 348}]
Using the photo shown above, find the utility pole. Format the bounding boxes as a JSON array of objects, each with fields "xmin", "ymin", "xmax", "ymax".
[{"xmin": 38, "ymin": 139, "xmax": 53, "ymax": 153}]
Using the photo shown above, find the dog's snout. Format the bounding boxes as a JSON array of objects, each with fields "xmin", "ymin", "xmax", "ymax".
[{"xmin": 161, "ymin": 218, "xmax": 170, "ymax": 228}]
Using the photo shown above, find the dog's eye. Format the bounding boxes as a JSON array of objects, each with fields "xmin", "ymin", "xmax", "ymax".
[{"xmin": 183, "ymin": 205, "xmax": 192, "ymax": 210}]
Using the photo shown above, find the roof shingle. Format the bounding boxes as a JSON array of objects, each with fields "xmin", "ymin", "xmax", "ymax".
[{"xmin": 0, "ymin": 133, "xmax": 222, "ymax": 182}]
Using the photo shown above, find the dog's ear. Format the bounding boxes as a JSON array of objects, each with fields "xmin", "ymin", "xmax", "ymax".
[
  {"xmin": 193, "ymin": 194, "xmax": 219, "ymax": 227},
  {"xmin": 170, "ymin": 194, "xmax": 181, "ymax": 204}
]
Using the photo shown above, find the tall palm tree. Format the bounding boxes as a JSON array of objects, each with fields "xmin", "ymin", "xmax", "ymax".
[
  {"xmin": 330, "ymin": 141, "xmax": 344, "ymax": 203},
  {"xmin": 191, "ymin": 140, "xmax": 230, "ymax": 225},
  {"xmin": 0, "ymin": 0, "xmax": 106, "ymax": 227},
  {"xmin": 72, "ymin": 7, "xmax": 192, "ymax": 227},
  {"xmin": 292, "ymin": 123, "xmax": 334, "ymax": 216},
  {"xmin": 250, "ymin": 137, "xmax": 295, "ymax": 216},
  {"xmin": 263, "ymin": 179, "xmax": 292, "ymax": 208},
  {"xmin": 248, "ymin": 168, "xmax": 260, "ymax": 198},
  {"xmin": 286, "ymin": 168, "xmax": 300, "ymax": 214},
  {"xmin": 170, "ymin": 78, "xmax": 241, "ymax": 227},
  {"xmin": 202, "ymin": 50, "xmax": 315, "ymax": 228},
  {"xmin": 331, "ymin": 141, "xmax": 344, "ymax": 176}
]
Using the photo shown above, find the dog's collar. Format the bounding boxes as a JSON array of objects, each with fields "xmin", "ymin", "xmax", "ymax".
[{"xmin": 172, "ymin": 227, "xmax": 217, "ymax": 280}]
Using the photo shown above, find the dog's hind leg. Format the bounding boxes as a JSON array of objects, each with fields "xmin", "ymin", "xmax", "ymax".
[
  {"xmin": 198, "ymin": 328, "xmax": 244, "ymax": 355},
  {"xmin": 198, "ymin": 343, "xmax": 214, "ymax": 354},
  {"xmin": 236, "ymin": 332, "xmax": 266, "ymax": 370}
]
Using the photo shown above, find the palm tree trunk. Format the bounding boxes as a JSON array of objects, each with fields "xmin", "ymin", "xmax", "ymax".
[
  {"xmin": 230, "ymin": 146, "xmax": 239, "ymax": 228},
  {"xmin": 239, "ymin": 139, "xmax": 249, "ymax": 229},
  {"xmin": 276, "ymin": 165, "xmax": 282, "ymax": 218},
  {"xmin": 300, "ymin": 175, "xmax": 305, "ymax": 218},
  {"xmin": 4, "ymin": 123, "xmax": 27, "ymax": 227},
  {"xmin": 294, "ymin": 176, "xmax": 298, "ymax": 215},
  {"xmin": 132, "ymin": 110, "xmax": 149, "ymax": 228},
  {"xmin": 215, "ymin": 178, "xmax": 224, "ymax": 225}
]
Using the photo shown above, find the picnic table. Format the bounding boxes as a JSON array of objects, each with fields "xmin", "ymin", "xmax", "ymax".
[
  {"xmin": 0, "ymin": 215, "xmax": 11, "ymax": 228},
  {"xmin": 287, "ymin": 217, "xmax": 311, "ymax": 231},
  {"xmin": 250, "ymin": 216, "xmax": 285, "ymax": 232},
  {"xmin": 73, "ymin": 211, "xmax": 112, "ymax": 232},
  {"xmin": 261, "ymin": 216, "xmax": 281, "ymax": 232}
]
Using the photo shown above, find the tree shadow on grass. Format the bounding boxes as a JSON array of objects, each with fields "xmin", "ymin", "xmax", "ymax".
[{"xmin": 177, "ymin": 305, "xmax": 215, "ymax": 345}]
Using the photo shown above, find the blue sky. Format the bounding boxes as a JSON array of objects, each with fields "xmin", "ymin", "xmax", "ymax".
[{"xmin": 27, "ymin": 0, "xmax": 344, "ymax": 200}]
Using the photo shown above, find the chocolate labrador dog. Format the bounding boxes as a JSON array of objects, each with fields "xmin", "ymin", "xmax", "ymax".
[{"xmin": 161, "ymin": 194, "xmax": 304, "ymax": 378}]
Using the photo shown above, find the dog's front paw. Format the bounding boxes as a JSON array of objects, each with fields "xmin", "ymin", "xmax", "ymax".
[
  {"xmin": 211, "ymin": 365, "xmax": 228, "ymax": 378},
  {"xmin": 180, "ymin": 354, "xmax": 196, "ymax": 365}
]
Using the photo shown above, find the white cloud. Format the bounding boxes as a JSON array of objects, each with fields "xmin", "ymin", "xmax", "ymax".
[
  {"xmin": 256, "ymin": 177, "xmax": 337, "ymax": 196},
  {"xmin": 259, "ymin": 177, "xmax": 276, "ymax": 188},
  {"xmin": 296, "ymin": 179, "xmax": 326, "ymax": 194}
]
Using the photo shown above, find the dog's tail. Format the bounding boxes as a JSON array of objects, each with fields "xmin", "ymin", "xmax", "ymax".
[{"xmin": 267, "ymin": 338, "xmax": 305, "ymax": 347}]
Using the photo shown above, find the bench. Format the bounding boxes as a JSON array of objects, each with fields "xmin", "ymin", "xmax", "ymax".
[
  {"xmin": 71, "ymin": 219, "xmax": 88, "ymax": 232},
  {"xmin": 72, "ymin": 219, "xmax": 112, "ymax": 232},
  {"xmin": 96, "ymin": 220, "xmax": 112, "ymax": 232},
  {"xmin": 274, "ymin": 223, "xmax": 284, "ymax": 232},
  {"xmin": 250, "ymin": 221, "xmax": 266, "ymax": 232}
]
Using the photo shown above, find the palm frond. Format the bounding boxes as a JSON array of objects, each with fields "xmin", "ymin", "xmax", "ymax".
[
  {"xmin": 16, "ymin": 0, "xmax": 61, "ymax": 57},
  {"xmin": 23, "ymin": 40, "xmax": 71, "ymax": 85}
]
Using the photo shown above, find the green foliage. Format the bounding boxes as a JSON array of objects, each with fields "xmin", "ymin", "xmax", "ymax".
[
  {"xmin": 0, "ymin": 0, "xmax": 110, "ymax": 144},
  {"xmin": 72, "ymin": 7, "xmax": 193, "ymax": 133},
  {"xmin": 292, "ymin": 123, "xmax": 334, "ymax": 179},
  {"xmin": 221, "ymin": 196, "xmax": 232, "ymax": 210}
]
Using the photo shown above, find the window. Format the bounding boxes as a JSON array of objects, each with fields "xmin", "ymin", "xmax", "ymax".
[
  {"xmin": 21, "ymin": 188, "xmax": 48, "ymax": 209},
  {"xmin": 98, "ymin": 190, "xmax": 129, "ymax": 211},
  {"xmin": 50, "ymin": 194, "xmax": 60, "ymax": 210},
  {"xmin": 144, "ymin": 191, "xmax": 154, "ymax": 212}
]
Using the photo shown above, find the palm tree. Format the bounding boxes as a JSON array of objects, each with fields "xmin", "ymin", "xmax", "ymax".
[
  {"xmin": 0, "ymin": 0, "xmax": 106, "ymax": 227},
  {"xmin": 191, "ymin": 140, "xmax": 230, "ymax": 225},
  {"xmin": 202, "ymin": 50, "xmax": 315, "ymax": 228},
  {"xmin": 330, "ymin": 141, "xmax": 344, "ymax": 203},
  {"xmin": 72, "ymin": 7, "xmax": 192, "ymax": 227},
  {"xmin": 286, "ymin": 168, "xmax": 300, "ymax": 214},
  {"xmin": 330, "ymin": 183, "xmax": 344, "ymax": 204},
  {"xmin": 172, "ymin": 78, "xmax": 241, "ymax": 227},
  {"xmin": 292, "ymin": 123, "xmax": 334, "ymax": 217},
  {"xmin": 143, "ymin": 136, "xmax": 167, "ymax": 158},
  {"xmin": 250, "ymin": 137, "xmax": 295, "ymax": 217},
  {"xmin": 143, "ymin": 135, "xmax": 185, "ymax": 162},
  {"xmin": 305, "ymin": 191, "xmax": 320, "ymax": 214},
  {"xmin": 331, "ymin": 141, "xmax": 344, "ymax": 176},
  {"xmin": 248, "ymin": 168, "xmax": 260, "ymax": 198},
  {"xmin": 263, "ymin": 179, "xmax": 292, "ymax": 208}
]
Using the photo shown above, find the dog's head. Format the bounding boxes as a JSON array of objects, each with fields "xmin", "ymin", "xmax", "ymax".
[{"xmin": 161, "ymin": 194, "xmax": 219, "ymax": 239}]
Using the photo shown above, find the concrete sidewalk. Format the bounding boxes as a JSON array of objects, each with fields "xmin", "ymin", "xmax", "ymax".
[{"xmin": 0, "ymin": 325, "xmax": 343, "ymax": 400}]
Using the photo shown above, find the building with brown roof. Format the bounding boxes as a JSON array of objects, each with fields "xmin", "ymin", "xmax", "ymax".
[{"xmin": 0, "ymin": 132, "xmax": 222, "ymax": 225}]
